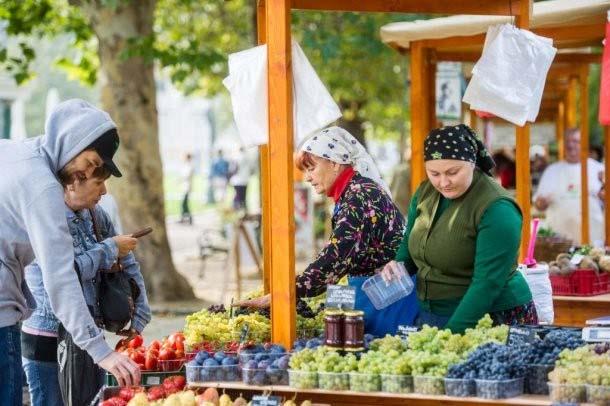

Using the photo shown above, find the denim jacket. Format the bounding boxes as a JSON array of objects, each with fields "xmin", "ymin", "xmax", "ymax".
[{"xmin": 23, "ymin": 205, "xmax": 151, "ymax": 335}]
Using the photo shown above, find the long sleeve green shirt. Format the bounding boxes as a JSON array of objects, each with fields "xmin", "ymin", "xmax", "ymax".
[{"xmin": 395, "ymin": 187, "xmax": 532, "ymax": 333}]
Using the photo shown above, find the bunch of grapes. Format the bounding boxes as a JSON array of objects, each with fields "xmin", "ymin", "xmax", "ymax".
[
  {"xmin": 228, "ymin": 313, "xmax": 271, "ymax": 342},
  {"xmin": 447, "ymin": 343, "xmax": 529, "ymax": 380},
  {"xmin": 523, "ymin": 329, "xmax": 585, "ymax": 365},
  {"xmin": 207, "ymin": 304, "xmax": 226, "ymax": 314},
  {"xmin": 183, "ymin": 309, "xmax": 232, "ymax": 345}
]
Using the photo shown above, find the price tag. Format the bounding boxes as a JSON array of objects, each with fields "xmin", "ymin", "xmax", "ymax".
[
  {"xmin": 251, "ymin": 395, "xmax": 282, "ymax": 406},
  {"xmin": 145, "ymin": 376, "xmax": 161, "ymax": 385},
  {"xmin": 570, "ymin": 254, "xmax": 584, "ymax": 266},
  {"xmin": 325, "ymin": 285, "xmax": 356, "ymax": 310},
  {"xmin": 507, "ymin": 326, "xmax": 536, "ymax": 346},
  {"xmin": 397, "ymin": 325, "xmax": 419, "ymax": 341},
  {"xmin": 240, "ymin": 324, "xmax": 250, "ymax": 343}
]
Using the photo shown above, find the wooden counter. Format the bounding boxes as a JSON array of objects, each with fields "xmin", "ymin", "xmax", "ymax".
[
  {"xmin": 188, "ymin": 382, "xmax": 554, "ymax": 406},
  {"xmin": 553, "ymin": 293, "xmax": 610, "ymax": 327}
]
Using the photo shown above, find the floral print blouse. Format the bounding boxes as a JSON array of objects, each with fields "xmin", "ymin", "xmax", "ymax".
[{"xmin": 296, "ymin": 173, "xmax": 405, "ymax": 299}]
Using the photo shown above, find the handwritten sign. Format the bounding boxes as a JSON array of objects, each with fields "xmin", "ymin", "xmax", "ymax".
[
  {"xmin": 507, "ymin": 326, "xmax": 536, "ymax": 346},
  {"xmin": 325, "ymin": 285, "xmax": 356, "ymax": 310},
  {"xmin": 397, "ymin": 325, "xmax": 419, "ymax": 341}
]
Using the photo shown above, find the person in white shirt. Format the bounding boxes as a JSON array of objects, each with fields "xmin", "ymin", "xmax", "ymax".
[
  {"xmin": 534, "ymin": 128, "xmax": 605, "ymax": 245},
  {"xmin": 230, "ymin": 147, "xmax": 256, "ymax": 211}
]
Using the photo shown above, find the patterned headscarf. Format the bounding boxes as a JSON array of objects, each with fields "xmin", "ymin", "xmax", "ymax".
[
  {"xmin": 424, "ymin": 124, "xmax": 495, "ymax": 176},
  {"xmin": 299, "ymin": 126, "xmax": 391, "ymax": 196}
]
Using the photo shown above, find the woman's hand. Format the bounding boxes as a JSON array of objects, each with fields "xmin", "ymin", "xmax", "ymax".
[
  {"xmin": 380, "ymin": 260, "xmax": 406, "ymax": 283},
  {"xmin": 112, "ymin": 235, "xmax": 138, "ymax": 258},
  {"xmin": 232, "ymin": 294, "xmax": 271, "ymax": 309}
]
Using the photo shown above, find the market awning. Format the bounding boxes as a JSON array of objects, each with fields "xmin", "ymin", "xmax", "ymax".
[{"xmin": 380, "ymin": 0, "xmax": 610, "ymax": 50}]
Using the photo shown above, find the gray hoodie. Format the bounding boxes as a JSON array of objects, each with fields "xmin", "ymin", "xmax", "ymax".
[{"xmin": 0, "ymin": 99, "xmax": 115, "ymax": 363}]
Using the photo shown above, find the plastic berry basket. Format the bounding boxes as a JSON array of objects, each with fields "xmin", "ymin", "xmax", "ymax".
[
  {"xmin": 348, "ymin": 372, "xmax": 381, "ymax": 392},
  {"xmin": 317, "ymin": 371, "xmax": 350, "ymax": 391},
  {"xmin": 548, "ymin": 382, "xmax": 586, "ymax": 404},
  {"xmin": 475, "ymin": 378, "xmax": 524, "ymax": 399},
  {"xmin": 380, "ymin": 374, "xmax": 414, "ymax": 394},
  {"xmin": 526, "ymin": 364, "xmax": 553, "ymax": 395},
  {"xmin": 413, "ymin": 375, "xmax": 445, "ymax": 395},
  {"xmin": 586, "ymin": 384, "xmax": 610, "ymax": 405},
  {"xmin": 158, "ymin": 358, "xmax": 186, "ymax": 372},
  {"xmin": 550, "ymin": 269, "xmax": 610, "ymax": 296},
  {"xmin": 288, "ymin": 369, "xmax": 318, "ymax": 389},
  {"xmin": 444, "ymin": 378, "xmax": 476, "ymax": 397}
]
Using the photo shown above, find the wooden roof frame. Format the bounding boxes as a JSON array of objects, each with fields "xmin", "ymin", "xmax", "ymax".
[{"xmin": 258, "ymin": 0, "xmax": 539, "ymax": 349}]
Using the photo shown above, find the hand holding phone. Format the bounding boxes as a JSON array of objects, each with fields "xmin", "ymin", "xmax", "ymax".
[{"xmin": 131, "ymin": 227, "xmax": 153, "ymax": 238}]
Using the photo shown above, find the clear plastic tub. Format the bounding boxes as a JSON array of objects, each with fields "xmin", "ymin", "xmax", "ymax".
[
  {"xmin": 288, "ymin": 369, "xmax": 318, "ymax": 389},
  {"xmin": 413, "ymin": 376, "xmax": 445, "ymax": 395},
  {"xmin": 444, "ymin": 378, "xmax": 476, "ymax": 397},
  {"xmin": 586, "ymin": 384, "xmax": 610, "ymax": 405},
  {"xmin": 526, "ymin": 364, "xmax": 553, "ymax": 395},
  {"xmin": 380, "ymin": 374, "xmax": 413, "ymax": 394},
  {"xmin": 318, "ymin": 372, "xmax": 349, "ymax": 390},
  {"xmin": 349, "ymin": 372, "xmax": 381, "ymax": 392},
  {"xmin": 238, "ymin": 351, "xmax": 287, "ymax": 364},
  {"xmin": 475, "ymin": 378, "xmax": 524, "ymax": 399},
  {"xmin": 266, "ymin": 368, "xmax": 289, "ymax": 385},
  {"xmin": 158, "ymin": 358, "xmax": 186, "ymax": 372},
  {"xmin": 242, "ymin": 367, "xmax": 270, "ymax": 386},
  {"xmin": 548, "ymin": 383, "xmax": 586, "ymax": 404},
  {"xmin": 185, "ymin": 364, "xmax": 241, "ymax": 383},
  {"xmin": 362, "ymin": 265, "xmax": 414, "ymax": 310}
]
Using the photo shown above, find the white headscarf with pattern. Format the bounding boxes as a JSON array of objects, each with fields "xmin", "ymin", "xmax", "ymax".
[{"xmin": 299, "ymin": 126, "xmax": 391, "ymax": 197}]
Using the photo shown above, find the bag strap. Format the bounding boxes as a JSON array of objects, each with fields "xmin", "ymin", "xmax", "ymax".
[{"xmin": 89, "ymin": 208, "xmax": 122, "ymax": 273}]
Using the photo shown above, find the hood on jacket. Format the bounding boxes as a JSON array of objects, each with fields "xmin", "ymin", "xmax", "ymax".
[{"xmin": 41, "ymin": 99, "xmax": 117, "ymax": 174}]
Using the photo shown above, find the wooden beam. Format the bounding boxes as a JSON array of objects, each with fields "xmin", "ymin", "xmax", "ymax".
[
  {"xmin": 266, "ymin": 0, "xmax": 295, "ymax": 349},
  {"xmin": 605, "ymin": 126, "xmax": 610, "ymax": 246},
  {"xmin": 435, "ymin": 51, "xmax": 602, "ymax": 65},
  {"xmin": 409, "ymin": 41, "xmax": 429, "ymax": 192},
  {"xmin": 567, "ymin": 76, "xmax": 579, "ymax": 128},
  {"xmin": 257, "ymin": 0, "xmax": 271, "ymax": 295},
  {"xmin": 535, "ymin": 24, "xmax": 606, "ymax": 46},
  {"xmin": 291, "ymin": 0, "xmax": 527, "ymax": 15},
  {"xmin": 557, "ymin": 101, "xmax": 565, "ymax": 160},
  {"xmin": 428, "ymin": 54, "xmax": 437, "ymax": 129},
  {"xmin": 515, "ymin": 0, "xmax": 531, "ymax": 262},
  {"xmin": 580, "ymin": 65, "xmax": 590, "ymax": 245}
]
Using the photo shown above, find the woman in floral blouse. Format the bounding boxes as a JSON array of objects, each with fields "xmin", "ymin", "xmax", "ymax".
[{"xmin": 236, "ymin": 126, "xmax": 418, "ymax": 336}]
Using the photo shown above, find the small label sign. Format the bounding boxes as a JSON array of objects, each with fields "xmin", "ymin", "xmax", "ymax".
[
  {"xmin": 397, "ymin": 325, "xmax": 419, "ymax": 341},
  {"xmin": 251, "ymin": 395, "xmax": 282, "ymax": 406},
  {"xmin": 325, "ymin": 285, "xmax": 356, "ymax": 310},
  {"xmin": 240, "ymin": 324, "xmax": 250, "ymax": 343},
  {"xmin": 507, "ymin": 326, "xmax": 536, "ymax": 346}
]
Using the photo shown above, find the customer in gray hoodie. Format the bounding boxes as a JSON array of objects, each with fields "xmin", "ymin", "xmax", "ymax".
[{"xmin": 0, "ymin": 99, "xmax": 140, "ymax": 404}]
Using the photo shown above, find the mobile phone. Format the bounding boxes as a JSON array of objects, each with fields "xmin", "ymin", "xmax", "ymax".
[{"xmin": 131, "ymin": 227, "xmax": 153, "ymax": 238}]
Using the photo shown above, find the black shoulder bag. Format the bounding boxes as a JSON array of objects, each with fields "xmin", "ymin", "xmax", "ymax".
[{"xmin": 89, "ymin": 208, "xmax": 141, "ymax": 333}]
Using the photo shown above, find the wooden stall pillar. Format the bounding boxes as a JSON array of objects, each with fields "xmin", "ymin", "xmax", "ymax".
[
  {"xmin": 257, "ymin": 0, "xmax": 271, "ymax": 295},
  {"xmin": 605, "ymin": 125, "xmax": 610, "ymax": 247},
  {"xmin": 265, "ymin": 0, "xmax": 296, "ymax": 349},
  {"xmin": 515, "ymin": 0, "xmax": 532, "ymax": 261},
  {"xmin": 567, "ymin": 76, "xmax": 579, "ymax": 129},
  {"xmin": 557, "ymin": 101, "xmax": 566, "ymax": 160},
  {"xmin": 579, "ymin": 65, "xmax": 590, "ymax": 245},
  {"xmin": 410, "ymin": 41, "xmax": 431, "ymax": 192}
]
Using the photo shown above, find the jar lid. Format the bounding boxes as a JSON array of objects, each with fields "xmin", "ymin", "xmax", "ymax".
[
  {"xmin": 325, "ymin": 309, "xmax": 345, "ymax": 316},
  {"xmin": 344, "ymin": 347, "xmax": 365, "ymax": 352},
  {"xmin": 344, "ymin": 310, "xmax": 364, "ymax": 317}
]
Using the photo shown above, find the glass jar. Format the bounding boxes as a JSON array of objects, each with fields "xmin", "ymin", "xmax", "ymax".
[
  {"xmin": 344, "ymin": 310, "xmax": 364, "ymax": 350},
  {"xmin": 324, "ymin": 309, "xmax": 345, "ymax": 348}
]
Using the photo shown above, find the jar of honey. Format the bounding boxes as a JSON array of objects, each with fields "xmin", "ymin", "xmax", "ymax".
[
  {"xmin": 324, "ymin": 309, "xmax": 345, "ymax": 348},
  {"xmin": 343, "ymin": 310, "xmax": 365, "ymax": 350}
]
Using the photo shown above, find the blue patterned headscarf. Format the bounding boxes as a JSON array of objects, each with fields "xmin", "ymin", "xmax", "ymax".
[
  {"xmin": 424, "ymin": 124, "xmax": 495, "ymax": 176},
  {"xmin": 299, "ymin": 126, "xmax": 391, "ymax": 196}
]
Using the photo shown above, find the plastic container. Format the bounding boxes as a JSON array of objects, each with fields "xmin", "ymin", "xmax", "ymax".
[
  {"xmin": 317, "ymin": 372, "xmax": 349, "ymax": 390},
  {"xmin": 288, "ymin": 369, "xmax": 318, "ymax": 389},
  {"xmin": 238, "ymin": 351, "xmax": 287, "ymax": 364},
  {"xmin": 186, "ymin": 364, "xmax": 241, "ymax": 383},
  {"xmin": 550, "ymin": 269, "xmax": 610, "ymax": 296},
  {"xmin": 548, "ymin": 382, "xmax": 586, "ymax": 404},
  {"xmin": 586, "ymin": 384, "xmax": 610, "ymax": 405},
  {"xmin": 444, "ymin": 378, "xmax": 476, "ymax": 397},
  {"xmin": 413, "ymin": 376, "xmax": 445, "ymax": 395},
  {"xmin": 475, "ymin": 378, "xmax": 524, "ymax": 399},
  {"xmin": 158, "ymin": 358, "xmax": 186, "ymax": 372},
  {"xmin": 185, "ymin": 362, "xmax": 200, "ymax": 383},
  {"xmin": 380, "ymin": 374, "xmax": 413, "ymax": 394},
  {"xmin": 242, "ymin": 367, "xmax": 270, "ymax": 386},
  {"xmin": 266, "ymin": 368, "xmax": 289, "ymax": 385},
  {"xmin": 349, "ymin": 372, "xmax": 381, "ymax": 392},
  {"xmin": 526, "ymin": 364, "xmax": 553, "ymax": 395},
  {"xmin": 362, "ymin": 265, "xmax": 414, "ymax": 310}
]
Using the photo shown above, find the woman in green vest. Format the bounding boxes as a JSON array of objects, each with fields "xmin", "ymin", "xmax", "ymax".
[{"xmin": 382, "ymin": 124, "xmax": 537, "ymax": 333}]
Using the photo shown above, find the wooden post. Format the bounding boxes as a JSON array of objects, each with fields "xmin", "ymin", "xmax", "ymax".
[
  {"xmin": 580, "ymin": 66, "xmax": 590, "ymax": 244},
  {"xmin": 557, "ymin": 101, "xmax": 566, "ymax": 160},
  {"xmin": 266, "ymin": 0, "xmax": 296, "ymax": 349},
  {"xmin": 410, "ymin": 41, "xmax": 429, "ymax": 192},
  {"xmin": 428, "ymin": 55, "xmax": 437, "ymax": 130},
  {"xmin": 567, "ymin": 76, "xmax": 578, "ymax": 129},
  {"xmin": 605, "ymin": 125, "xmax": 610, "ymax": 247},
  {"xmin": 515, "ymin": 1, "xmax": 531, "ymax": 261},
  {"xmin": 233, "ymin": 224, "xmax": 242, "ymax": 300},
  {"xmin": 257, "ymin": 0, "xmax": 272, "ymax": 295},
  {"xmin": 470, "ymin": 109, "xmax": 478, "ymax": 133}
]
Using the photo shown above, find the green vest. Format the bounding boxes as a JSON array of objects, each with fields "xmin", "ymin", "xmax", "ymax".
[{"xmin": 408, "ymin": 170, "xmax": 521, "ymax": 300}]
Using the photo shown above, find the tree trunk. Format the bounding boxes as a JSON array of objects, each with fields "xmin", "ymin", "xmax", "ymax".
[
  {"xmin": 337, "ymin": 99, "xmax": 367, "ymax": 148},
  {"xmin": 78, "ymin": 0, "xmax": 194, "ymax": 301}
]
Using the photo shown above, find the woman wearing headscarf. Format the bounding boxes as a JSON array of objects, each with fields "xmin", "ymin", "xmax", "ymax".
[
  {"xmin": 235, "ymin": 126, "xmax": 418, "ymax": 336},
  {"xmin": 382, "ymin": 124, "xmax": 537, "ymax": 333}
]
